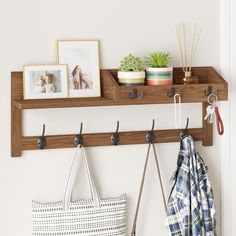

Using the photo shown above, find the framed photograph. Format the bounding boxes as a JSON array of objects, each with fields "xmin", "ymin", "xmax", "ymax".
[
  {"xmin": 23, "ymin": 65, "xmax": 68, "ymax": 100},
  {"xmin": 57, "ymin": 40, "xmax": 101, "ymax": 98}
]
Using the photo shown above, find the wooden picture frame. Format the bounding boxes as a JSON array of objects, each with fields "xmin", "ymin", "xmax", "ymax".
[
  {"xmin": 23, "ymin": 64, "xmax": 68, "ymax": 100},
  {"xmin": 57, "ymin": 40, "xmax": 101, "ymax": 98}
]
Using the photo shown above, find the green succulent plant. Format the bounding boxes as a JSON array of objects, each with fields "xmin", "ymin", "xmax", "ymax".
[
  {"xmin": 119, "ymin": 54, "xmax": 145, "ymax": 72},
  {"xmin": 146, "ymin": 51, "xmax": 172, "ymax": 68}
]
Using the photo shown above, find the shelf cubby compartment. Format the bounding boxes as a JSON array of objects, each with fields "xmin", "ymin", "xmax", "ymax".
[{"xmin": 101, "ymin": 67, "xmax": 228, "ymax": 104}]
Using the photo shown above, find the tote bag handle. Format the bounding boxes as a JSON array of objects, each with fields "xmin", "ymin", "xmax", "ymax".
[
  {"xmin": 131, "ymin": 143, "xmax": 167, "ymax": 236},
  {"xmin": 63, "ymin": 145, "xmax": 101, "ymax": 211}
]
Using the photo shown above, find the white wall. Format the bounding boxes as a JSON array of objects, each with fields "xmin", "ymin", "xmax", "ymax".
[
  {"xmin": 219, "ymin": 0, "xmax": 232, "ymax": 234},
  {"xmin": 0, "ymin": 0, "xmax": 221, "ymax": 235},
  {"xmin": 229, "ymin": 0, "xmax": 236, "ymax": 233}
]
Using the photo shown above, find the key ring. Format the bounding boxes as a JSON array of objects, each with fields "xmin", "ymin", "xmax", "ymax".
[
  {"xmin": 207, "ymin": 93, "xmax": 224, "ymax": 135},
  {"xmin": 208, "ymin": 93, "xmax": 218, "ymax": 105}
]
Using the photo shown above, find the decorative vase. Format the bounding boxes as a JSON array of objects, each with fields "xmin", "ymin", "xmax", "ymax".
[
  {"xmin": 146, "ymin": 67, "xmax": 173, "ymax": 85},
  {"xmin": 117, "ymin": 71, "xmax": 145, "ymax": 86}
]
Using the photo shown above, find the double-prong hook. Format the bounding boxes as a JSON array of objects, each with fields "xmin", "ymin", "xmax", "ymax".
[
  {"xmin": 129, "ymin": 89, "xmax": 144, "ymax": 99},
  {"xmin": 167, "ymin": 88, "xmax": 183, "ymax": 98},
  {"xmin": 204, "ymin": 86, "xmax": 213, "ymax": 97},
  {"xmin": 37, "ymin": 124, "xmax": 46, "ymax": 149},
  {"xmin": 111, "ymin": 121, "xmax": 120, "ymax": 145},
  {"xmin": 180, "ymin": 117, "xmax": 189, "ymax": 137},
  {"xmin": 167, "ymin": 87, "xmax": 176, "ymax": 98},
  {"xmin": 74, "ymin": 122, "xmax": 84, "ymax": 146},
  {"xmin": 185, "ymin": 117, "xmax": 189, "ymax": 130},
  {"xmin": 146, "ymin": 119, "xmax": 155, "ymax": 144}
]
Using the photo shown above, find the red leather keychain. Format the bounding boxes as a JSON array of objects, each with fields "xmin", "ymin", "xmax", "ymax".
[
  {"xmin": 214, "ymin": 106, "xmax": 224, "ymax": 135},
  {"xmin": 207, "ymin": 93, "xmax": 224, "ymax": 136}
]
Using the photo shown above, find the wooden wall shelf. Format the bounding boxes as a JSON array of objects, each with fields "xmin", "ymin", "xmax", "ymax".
[{"xmin": 11, "ymin": 67, "xmax": 228, "ymax": 157}]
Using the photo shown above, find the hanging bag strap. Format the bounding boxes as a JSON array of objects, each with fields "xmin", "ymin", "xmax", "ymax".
[
  {"xmin": 131, "ymin": 143, "xmax": 167, "ymax": 236},
  {"xmin": 63, "ymin": 145, "xmax": 101, "ymax": 211}
]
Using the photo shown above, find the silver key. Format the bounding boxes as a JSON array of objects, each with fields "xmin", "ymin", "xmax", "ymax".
[{"xmin": 204, "ymin": 105, "xmax": 215, "ymax": 123}]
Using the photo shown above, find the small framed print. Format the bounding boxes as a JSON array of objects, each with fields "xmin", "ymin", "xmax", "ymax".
[
  {"xmin": 57, "ymin": 40, "xmax": 101, "ymax": 98},
  {"xmin": 23, "ymin": 65, "xmax": 68, "ymax": 100}
]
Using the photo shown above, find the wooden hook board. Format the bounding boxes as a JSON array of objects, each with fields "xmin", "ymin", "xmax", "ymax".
[{"xmin": 11, "ymin": 67, "xmax": 227, "ymax": 157}]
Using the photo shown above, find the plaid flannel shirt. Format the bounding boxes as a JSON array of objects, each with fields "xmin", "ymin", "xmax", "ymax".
[{"xmin": 166, "ymin": 135, "xmax": 216, "ymax": 236}]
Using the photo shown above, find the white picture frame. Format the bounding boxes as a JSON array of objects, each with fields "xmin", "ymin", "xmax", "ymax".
[
  {"xmin": 23, "ymin": 64, "xmax": 68, "ymax": 100},
  {"xmin": 57, "ymin": 40, "xmax": 101, "ymax": 98}
]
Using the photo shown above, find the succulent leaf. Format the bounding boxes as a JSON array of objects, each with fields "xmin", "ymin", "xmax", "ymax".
[
  {"xmin": 146, "ymin": 51, "xmax": 172, "ymax": 68},
  {"xmin": 119, "ymin": 54, "xmax": 145, "ymax": 72}
]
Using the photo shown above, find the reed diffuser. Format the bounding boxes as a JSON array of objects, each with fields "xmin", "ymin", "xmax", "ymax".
[{"xmin": 176, "ymin": 23, "xmax": 201, "ymax": 84}]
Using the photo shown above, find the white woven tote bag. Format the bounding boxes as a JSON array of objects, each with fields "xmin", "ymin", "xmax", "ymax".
[{"xmin": 32, "ymin": 146, "xmax": 127, "ymax": 236}]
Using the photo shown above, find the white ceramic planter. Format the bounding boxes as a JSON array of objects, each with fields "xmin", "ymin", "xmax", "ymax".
[
  {"xmin": 117, "ymin": 71, "xmax": 145, "ymax": 86},
  {"xmin": 146, "ymin": 67, "xmax": 173, "ymax": 85}
]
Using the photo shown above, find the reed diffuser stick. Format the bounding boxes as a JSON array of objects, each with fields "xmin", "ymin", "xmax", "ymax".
[
  {"xmin": 182, "ymin": 23, "xmax": 188, "ymax": 72},
  {"xmin": 176, "ymin": 22, "xmax": 201, "ymax": 73},
  {"xmin": 176, "ymin": 24, "xmax": 186, "ymax": 72},
  {"xmin": 191, "ymin": 28, "xmax": 201, "ymax": 70},
  {"xmin": 190, "ymin": 24, "xmax": 197, "ymax": 71}
]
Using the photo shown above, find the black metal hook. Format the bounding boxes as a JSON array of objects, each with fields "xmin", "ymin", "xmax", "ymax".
[
  {"xmin": 185, "ymin": 117, "xmax": 189, "ymax": 130},
  {"xmin": 129, "ymin": 89, "xmax": 144, "ymax": 99},
  {"xmin": 180, "ymin": 117, "xmax": 189, "ymax": 137},
  {"xmin": 111, "ymin": 121, "xmax": 120, "ymax": 145},
  {"xmin": 74, "ymin": 122, "xmax": 84, "ymax": 146},
  {"xmin": 204, "ymin": 86, "xmax": 213, "ymax": 97},
  {"xmin": 37, "ymin": 124, "xmax": 46, "ymax": 149},
  {"xmin": 146, "ymin": 119, "xmax": 155, "ymax": 144},
  {"xmin": 167, "ymin": 87, "xmax": 176, "ymax": 98}
]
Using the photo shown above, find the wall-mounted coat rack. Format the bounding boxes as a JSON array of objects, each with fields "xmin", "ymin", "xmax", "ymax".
[{"xmin": 11, "ymin": 67, "xmax": 228, "ymax": 157}]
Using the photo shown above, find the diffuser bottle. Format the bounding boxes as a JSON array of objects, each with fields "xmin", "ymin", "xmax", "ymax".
[{"xmin": 183, "ymin": 71, "xmax": 199, "ymax": 84}]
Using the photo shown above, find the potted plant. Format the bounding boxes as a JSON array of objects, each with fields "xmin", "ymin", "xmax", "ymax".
[
  {"xmin": 118, "ymin": 54, "xmax": 145, "ymax": 86},
  {"xmin": 145, "ymin": 51, "xmax": 172, "ymax": 85}
]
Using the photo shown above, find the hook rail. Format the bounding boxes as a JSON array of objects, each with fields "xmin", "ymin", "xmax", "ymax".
[
  {"xmin": 19, "ymin": 128, "xmax": 203, "ymax": 154},
  {"xmin": 11, "ymin": 103, "xmax": 213, "ymax": 157}
]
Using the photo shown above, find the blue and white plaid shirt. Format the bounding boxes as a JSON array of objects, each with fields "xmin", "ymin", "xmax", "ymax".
[{"xmin": 166, "ymin": 135, "xmax": 216, "ymax": 236}]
